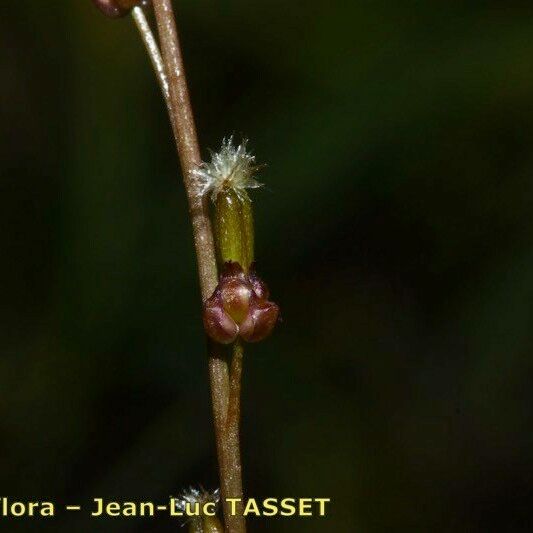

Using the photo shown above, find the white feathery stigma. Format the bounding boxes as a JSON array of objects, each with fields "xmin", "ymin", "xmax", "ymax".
[
  {"xmin": 192, "ymin": 137, "xmax": 262, "ymax": 202},
  {"xmin": 173, "ymin": 486, "xmax": 220, "ymax": 526}
]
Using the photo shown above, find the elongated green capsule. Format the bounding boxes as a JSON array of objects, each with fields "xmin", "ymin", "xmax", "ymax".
[
  {"xmin": 240, "ymin": 193, "xmax": 254, "ymax": 271},
  {"xmin": 214, "ymin": 188, "xmax": 254, "ymax": 272}
]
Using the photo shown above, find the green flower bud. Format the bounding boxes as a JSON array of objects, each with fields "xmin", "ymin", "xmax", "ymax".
[{"xmin": 191, "ymin": 516, "xmax": 224, "ymax": 533}]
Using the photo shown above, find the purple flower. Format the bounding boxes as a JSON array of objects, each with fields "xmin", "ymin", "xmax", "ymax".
[{"xmin": 203, "ymin": 262, "xmax": 279, "ymax": 344}]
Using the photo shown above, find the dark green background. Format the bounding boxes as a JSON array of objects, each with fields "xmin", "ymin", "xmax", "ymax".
[{"xmin": 1, "ymin": 1, "xmax": 533, "ymax": 531}]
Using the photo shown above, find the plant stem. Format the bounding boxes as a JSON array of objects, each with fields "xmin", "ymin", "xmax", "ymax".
[
  {"xmin": 212, "ymin": 345, "xmax": 246, "ymax": 532},
  {"xmin": 132, "ymin": 6, "xmax": 170, "ymax": 105},
  {"xmin": 227, "ymin": 341, "xmax": 244, "ymax": 436},
  {"xmin": 150, "ymin": 0, "xmax": 215, "ymax": 292},
  {"xmin": 150, "ymin": 1, "xmax": 246, "ymax": 531}
]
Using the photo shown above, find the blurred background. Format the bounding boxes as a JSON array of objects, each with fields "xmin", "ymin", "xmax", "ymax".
[{"xmin": 1, "ymin": 1, "xmax": 533, "ymax": 531}]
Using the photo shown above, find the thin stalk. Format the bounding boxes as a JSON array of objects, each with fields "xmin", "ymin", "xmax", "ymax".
[
  {"xmin": 132, "ymin": 6, "xmax": 170, "ymax": 105},
  {"xmin": 150, "ymin": 1, "xmax": 245, "ymax": 532},
  {"xmin": 227, "ymin": 341, "xmax": 244, "ymax": 437},
  {"xmin": 151, "ymin": 0, "xmax": 218, "ymax": 293},
  {"xmin": 223, "ymin": 342, "xmax": 245, "ymax": 527}
]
